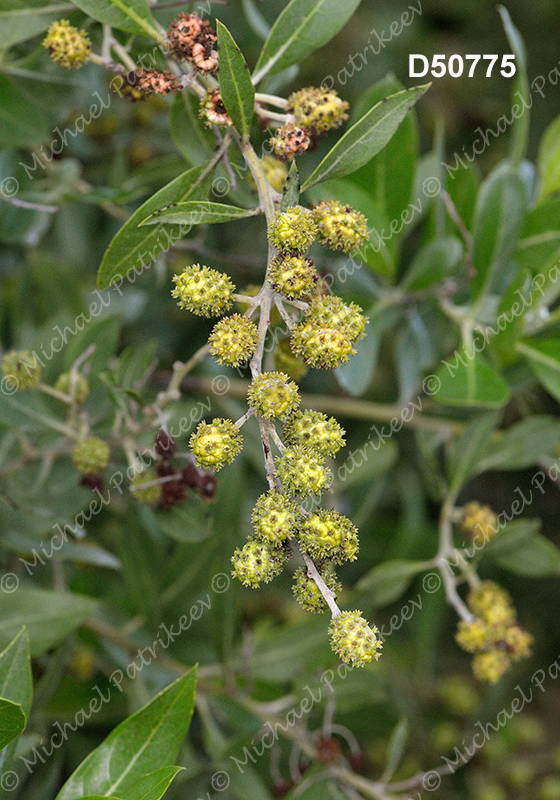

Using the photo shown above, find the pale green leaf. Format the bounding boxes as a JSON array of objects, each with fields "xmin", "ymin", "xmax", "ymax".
[
  {"xmin": 217, "ymin": 21, "xmax": 254, "ymax": 137},
  {"xmin": 495, "ymin": 533, "xmax": 560, "ymax": 577},
  {"xmin": 358, "ymin": 560, "xmax": 430, "ymax": 607},
  {"xmin": 253, "ymin": 0, "xmax": 363, "ymax": 83},
  {"xmin": 0, "ymin": 75, "xmax": 48, "ymax": 147},
  {"xmin": 280, "ymin": 161, "xmax": 300, "ymax": 211},
  {"xmin": 537, "ymin": 114, "xmax": 560, "ymax": 201},
  {"xmin": 140, "ymin": 201, "xmax": 259, "ymax": 227},
  {"xmin": 498, "ymin": 6, "xmax": 529, "ymax": 166},
  {"xmin": 302, "ymin": 85, "xmax": 429, "ymax": 190},
  {"xmin": 477, "ymin": 416, "xmax": 560, "ymax": 472},
  {"xmin": 518, "ymin": 339, "xmax": 560, "ymax": 402},
  {"xmin": 0, "ymin": 1, "xmax": 62, "ymax": 48},
  {"xmin": 120, "ymin": 766, "xmax": 184, "ymax": 800},
  {"xmin": 0, "ymin": 589, "xmax": 98, "ymax": 656},
  {"xmin": 71, "ymin": 0, "xmax": 160, "ymax": 38},
  {"xmin": 448, "ymin": 411, "xmax": 500, "ymax": 493},
  {"xmin": 55, "ymin": 669, "xmax": 197, "ymax": 800}
]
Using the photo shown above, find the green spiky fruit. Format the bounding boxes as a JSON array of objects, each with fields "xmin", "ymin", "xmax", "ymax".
[
  {"xmin": 171, "ymin": 264, "xmax": 234, "ymax": 316},
  {"xmin": 268, "ymin": 254, "xmax": 317, "ymax": 300},
  {"xmin": 209, "ymin": 314, "xmax": 258, "ymax": 367},
  {"xmin": 283, "ymin": 410, "xmax": 345, "ymax": 457},
  {"xmin": 288, "ymin": 87, "xmax": 349, "ymax": 136},
  {"xmin": 292, "ymin": 566, "xmax": 341, "ymax": 613},
  {"xmin": 190, "ymin": 418, "xmax": 242, "ymax": 471},
  {"xmin": 55, "ymin": 372, "xmax": 90, "ymax": 404},
  {"xmin": 290, "ymin": 323, "xmax": 354, "ymax": 369},
  {"xmin": 43, "ymin": 19, "xmax": 91, "ymax": 69},
  {"xmin": 297, "ymin": 509, "xmax": 359, "ymax": 564},
  {"xmin": 277, "ymin": 447, "xmax": 330, "ymax": 497},
  {"xmin": 312, "ymin": 200, "xmax": 369, "ymax": 253},
  {"xmin": 247, "ymin": 372, "xmax": 300, "ymax": 420},
  {"xmin": 130, "ymin": 470, "xmax": 162, "ymax": 504},
  {"xmin": 231, "ymin": 539, "xmax": 287, "ymax": 587},
  {"xmin": 252, "ymin": 491, "xmax": 299, "ymax": 543},
  {"xmin": 72, "ymin": 436, "xmax": 110, "ymax": 475},
  {"xmin": 1, "ymin": 350, "xmax": 42, "ymax": 391},
  {"xmin": 328, "ymin": 610, "xmax": 382, "ymax": 667},
  {"xmin": 267, "ymin": 207, "xmax": 318, "ymax": 254}
]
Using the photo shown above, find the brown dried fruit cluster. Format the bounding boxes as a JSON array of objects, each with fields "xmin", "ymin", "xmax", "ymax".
[
  {"xmin": 136, "ymin": 68, "xmax": 182, "ymax": 97},
  {"xmin": 167, "ymin": 12, "xmax": 218, "ymax": 74}
]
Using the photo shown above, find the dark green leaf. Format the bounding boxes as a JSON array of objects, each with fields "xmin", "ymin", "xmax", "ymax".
[
  {"xmin": 518, "ymin": 339, "xmax": 560, "ymax": 403},
  {"xmin": 0, "ymin": 628, "xmax": 32, "ymax": 717},
  {"xmin": 97, "ymin": 164, "xmax": 210, "ymax": 290},
  {"xmin": 120, "ymin": 766, "xmax": 184, "ymax": 800},
  {"xmin": 170, "ymin": 94, "xmax": 214, "ymax": 167},
  {"xmin": 448, "ymin": 411, "xmax": 500, "ymax": 494},
  {"xmin": 471, "ymin": 162, "xmax": 526, "ymax": 302},
  {"xmin": 71, "ymin": 0, "xmax": 159, "ymax": 37},
  {"xmin": 350, "ymin": 75, "xmax": 419, "ymax": 226},
  {"xmin": 431, "ymin": 353, "xmax": 510, "ymax": 409},
  {"xmin": 140, "ymin": 201, "xmax": 259, "ymax": 226},
  {"xmin": 0, "ymin": 698, "xmax": 26, "ymax": 750},
  {"xmin": 252, "ymin": 0, "xmax": 363, "ymax": 82},
  {"xmin": 516, "ymin": 195, "xmax": 560, "ymax": 273},
  {"xmin": 498, "ymin": 6, "xmax": 529, "ymax": 166},
  {"xmin": 0, "ymin": 75, "xmax": 48, "ymax": 147},
  {"xmin": 280, "ymin": 161, "xmax": 300, "ymax": 211},
  {"xmin": 477, "ymin": 416, "xmax": 560, "ymax": 472},
  {"xmin": 55, "ymin": 668, "xmax": 197, "ymax": 800},
  {"xmin": 0, "ymin": 589, "xmax": 98, "ymax": 656},
  {"xmin": 302, "ymin": 85, "xmax": 430, "ymax": 190},
  {"xmin": 217, "ymin": 21, "xmax": 255, "ymax": 137},
  {"xmin": 357, "ymin": 560, "xmax": 430, "ymax": 607}
]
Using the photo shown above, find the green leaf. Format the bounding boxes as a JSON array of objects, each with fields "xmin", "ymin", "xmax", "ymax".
[
  {"xmin": 241, "ymin": 0, "xmax": 270, "ymax": 40},
  {"xmin": 63, "ymin": 316, "xmax": 121, "ymax": 380},
  {"xmin": 0, "ymin": 2, "xmax": 63, "ymax": 48},
  {"xmin": 301, "ymin": 85, "xmax": 430, "ymax": 190},
  {"xmin": 119, "ymin": 765, "xmax": 184, "ymax": 800},
  {"xmin": 518, "ymin": 339, "xmax": 560, "ymax": 403},
  {"xmin": 55, "ymin": 668, "xmax": 197, "ymax": 800},
  {"xmin": 350, "ymin": 75, "xmax": 419, "ymax": 226},
  {"xmin": 335, "ymin": 306, "xmax": 400, "ymax": 396},
  {"xmin": 537, "ymin": 114, "xmax": 560, "ymax": 201},
  {"xmin": 0, "ymin": 75, "xmax": 48, "ymax": 147},
  {"xmin": 0, "ymin": 698, "xmax": 26, "ymax": 750},
  {"xmin": 448, "ymin": 411, "xmax": 500, "ymax": 494},
  {"xmin": 280, "ymin": 161, "xmax": 300, "ymax": 211},
  {"xmin": 498, "ymin": 6, "xmax": 529, "ymax": 166},
  {"xmin": 516, "ymin": 196, "xmax": 560, "ymax": 273},
  {"xmin": 97, "ymin": 164, "xmax": 210, "ymax": 290},
  {"xmin": 431, "ymin": 353, "xmax": 510, "ymax": 409},
  {"xmin": 170, "ymin": 94, "xmax": 213, "ymax": 168},
  {"xmin": 77, "ymin": 797, "xmax": 124, "ymax": 800},
  {"xmin": 357, "ymin": 560, "xmax": 430, "ymax": 607},
  {"xmin": 252, "ymin": 0, "xmax": 363, "ymax": 83},
  {"xmin": 401, "ymin": 237, "xmax": 463, "ymax": 291},
  {"xmin": 495, "ymin": 532, "xmax": 560, "ymax": 577},
  {"xmin": 140, "ymin": 201, "xmax": 259, "ymax": 227},
  {"xmin": 216, "ymin": 21, "xmax": 254, "ymax": 137},
  {"xmin": 471, "ymin": 162, "xmax": 526, "ymax": 302},
  {"xmin": 382, "ymin": 719, "xmax": 409, "ymax": 783},
  {"xmin": 71, "ymin": 0, "xmax": 160, "ymax": 38},
  {"xmin": 0, "ymin": 589, "xmax": 98, "ymax": 656},
  {"xmin": 0, "ymin": 628, "xmax": 32, "ymax": 718},
  {"xmin": 477, "ymin": 416, "xmax": 560, "ymax": 472}
]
